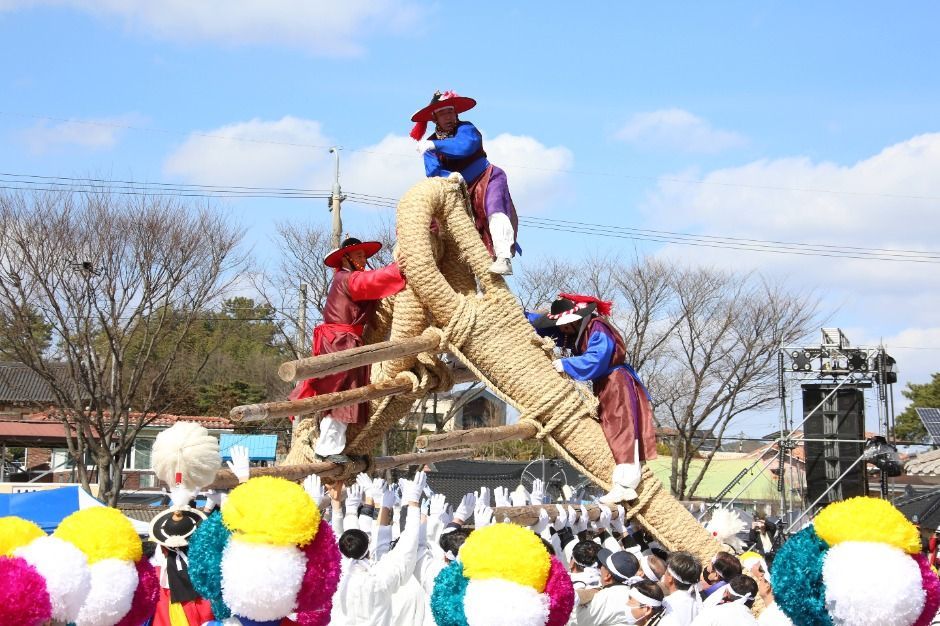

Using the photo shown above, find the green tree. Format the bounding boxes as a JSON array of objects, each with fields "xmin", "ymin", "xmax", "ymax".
[{"xmin": 895, "ymin": 373, "xmax": 940, "ymax": 442}]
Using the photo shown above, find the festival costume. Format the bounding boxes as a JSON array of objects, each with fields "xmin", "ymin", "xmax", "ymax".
[
  {"xmin": 289, "ymin": 238, "xmax": 406, "ymax": 458},
  {"xmin": 658, "ymin": 589, "xmax": 702, "ymax": 626},
  {"xmin": 411, "ymin": 91, "xmax": 520, "ymax": 274},
  {"xmin": 689, "ymin": 601, "xmax": 758, "ymax": 626},
  {"xmin": 530, "ymin": 294, "xmax": 657, "ymax": 502}
]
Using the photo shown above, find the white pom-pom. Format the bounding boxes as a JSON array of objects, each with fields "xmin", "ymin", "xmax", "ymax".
[
  {"xmin": 705, "ymin": 508, "xmax": 747, "ymax": 553},
  {"xmin": 152, "ymin": 421, "xmax": 221, "ymax": 491},
  {"xmin": 221, "ymin": 539, "xmax": 306, "ymax": 621},
  {"xmin": 823, "ymin": 541, "xmax": 924, "ymax": 626},
  {"xmin": 74, "ymin": 558, "xmax": 138, "ymax": 626},
  {"xmin": 16, "ymin": 536, "xmax": 91, "ymax": 623},
  {"xmin": 463, "ymin": 579, "xmax": 550, "ymax": 626}
]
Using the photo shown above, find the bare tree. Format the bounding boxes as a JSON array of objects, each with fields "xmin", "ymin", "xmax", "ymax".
[{"xmin": 0, "ymin": 190, "xmax": 244, "ymax": 505}]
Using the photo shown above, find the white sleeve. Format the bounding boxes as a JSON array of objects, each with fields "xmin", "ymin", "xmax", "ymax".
[
  {"xmin": 373, "ymin": 524, "xmax": 393, "ymax": 562},
  {"xmin": 601, "ymin": 534, "xmax": 621, "ymax": 554},
  {"xmin": 488, "ymin": 212, "xmax": 515, "ymax": 259},
  {"xmin": 370, "ymin": 505, "xmax": 421, "ymax": 594},
  {"xmin": 331, "ymin": 505, "xmax": 345, "ymax": 537}
]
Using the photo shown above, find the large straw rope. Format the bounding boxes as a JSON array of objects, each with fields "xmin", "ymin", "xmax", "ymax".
[{"xmin": 284, "ymin": 174, "xmax": 719, "ymax": 561}]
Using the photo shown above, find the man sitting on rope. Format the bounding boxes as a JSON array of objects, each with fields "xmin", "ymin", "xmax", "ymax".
[
  {"xmin": 289, "ymin": 237, "xmax": 406, "ymax": 463},
  {"xmin": 410, "ymin": 90, "xmax": 520, "ymax": 276},
  {"xmin": 529, "ymin": 294, "xmax": 657, "ymax": 504}
]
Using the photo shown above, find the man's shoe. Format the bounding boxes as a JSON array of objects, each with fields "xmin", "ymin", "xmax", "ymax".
[
  {"xmin": 599, "ymin": 484, "xmax": 638, "ymax": 504},
  {"xmin": 489, "ymin": 257, "xmax": 512, "ymax": 275}
]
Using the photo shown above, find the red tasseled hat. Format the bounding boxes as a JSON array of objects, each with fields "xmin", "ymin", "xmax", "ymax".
[
  {"xmin": 558, "ymin": 293, "xmax": 613, "ymax": 317},
  {"xmin": 409, "ymin": 90, "xmax": 477, "ymax": 140}
]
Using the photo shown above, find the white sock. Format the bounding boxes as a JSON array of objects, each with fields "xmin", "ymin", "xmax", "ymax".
[{"xmin": 314, "ymin": 416, "xmax": 347, "ymax": 456}]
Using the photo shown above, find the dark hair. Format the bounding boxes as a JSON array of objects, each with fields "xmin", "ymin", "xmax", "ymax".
[
  {"xmin": 633, "ymin": 579, "xmax": 665, "ymax": 613},
  {"xmin": 666, "ymin": 551, "xmax": 701, "ymax": 591},
  {"xmin": 645, "ymin": 554, "xmax": 667, "ymax": 580},
  {"xmin": 712, "ymin": 551, "xmax": 743, "ymax": 582},
  {"xmin": 141, "ymin": 540, "xmax": 157, "ymax": 559},
  {"xmin": 339, "ymin": 529, "xmax": 369, "ymax": 560},
  {"xmin": 439, "ymin": 528, "xmax": 472, "ymax": 558},
  {"xmin": 727, "ymin": 575, "xmax": 758, "ymax": 608},
  {"xmin": 572, "ymin": 540, "xmax": 601, "ymax": 568}
]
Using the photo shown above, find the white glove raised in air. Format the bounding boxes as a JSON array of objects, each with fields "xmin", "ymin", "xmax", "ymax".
[
  {"xmin": 530, "ymin": 479, "xmax": 545, "ymax": 505},
  {"xmin": 454, "ymin": 492, "xmax": 477, "ymax": 524},
  {"xmin": 552, "ymin": 504, "xmax": 568, "ymax": 532},
  {"xmin": 493, "ymin": 486, "xmax": 511, "ymax": 508},
  {"xmin": 510, "ymin": 486, "xmax": 530, "ymax": 508},
  {"xmin": 474, "ymin": 501, "xmax": 494, "ymax": 528},
  {"xmin": 415, "ymin": 139, "xmax": 436, "ymax": 153},
  {"xmin": 593, "ymin": 504, "xmax": 612, "ymax": 531},
  {"xmin": 346, "ymin": 485, "xmax": 363, "ymax": 514},
  {"xmin": 573, "ymin": 505, "xmax": 589, "ymax": 534},
  {"xmin": 226, "ymin": 446, "xmax": 251, "ymax": 484},
  {"xmin": 401, "ymin": 470, "xmax": 426, "ymax": 505},
  {"xmin": 430, "ymin": 493, "xmax": 448, "ymax": 518},
  {"xmin": 477, "ymin": 486, "xmax": 492, "ymax": 508},
  {"xmin": 368, "ymin": 477, "xmax": 387, "ymax": 505},
  {"xmin": 303, "ymin": 474, "xmax": 328, "ymax": 508},
  {"xmin": 531, "ymin": 508, "xmax": 550, "ymax": 534}
]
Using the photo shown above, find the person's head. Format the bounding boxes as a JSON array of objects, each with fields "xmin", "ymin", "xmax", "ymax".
[
  {"xmin": 702, "ymin": 551, "xmax": 742, "ymax": 586},
  {"xmin": 664, "ymin": 552, "xmax": 701, "ymax": 593},
  {"xmin": 626, "ymin": 580, "xmax": 665, "ymax": 625},
  {"xmin": 597, "ymin": 549, "xmax": 639, "ymax": 587},
  {"xmin": 439, "ymin": 528, "xmax": 472, "ymax": 562},
  {"xmin": 338, "ymin": 529, "xmax": 369, "ymax": 560},
  {"xmin": 639, "ymin": 554, "xmax": 666, "ymax": 583},
  {"xmin": 558, "ymin": 321, "xmax": 579, "ymax": 336},
  {"xmin": 571, "ymin": 540, "xmax": 601, "ymax": 573},
  {"xmin": 721, "ymin": 574, "xmax": 758, "ymax": 608},
  {"xmin": 432, "ymin": 106, "xmax": 458, "ymax": 134},
  {"xmin": 343, "ymin": 248, "xmax": 368, "ymax": 271}
]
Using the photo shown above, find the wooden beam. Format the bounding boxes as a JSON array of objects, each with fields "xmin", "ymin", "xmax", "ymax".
[
  {"xmin": 415, "ymin": 422, "xmax": 538, "ymax": 451},
  {"xmin": 491, "ymin": 503, "xmax": 625, "ymax": 527},
  {"xmin": 232, "ymin": 368, "xmax": 478, "ymax": 423},
  {"xmin": 207, "ymin": 448, "xmax": 476, "ymax": 490},
  {"xmin": 278, "ymin": 331, "xmax": 442, "ymax": 382}
]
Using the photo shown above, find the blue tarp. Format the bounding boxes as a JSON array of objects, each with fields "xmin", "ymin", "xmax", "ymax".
[
  {"xmin": 0, "ymin": 485, "xmax": 149, "ymax": 533},
  {"xmin": 219, "ymin": 434, "xmax": 277, "ymax": 461}
]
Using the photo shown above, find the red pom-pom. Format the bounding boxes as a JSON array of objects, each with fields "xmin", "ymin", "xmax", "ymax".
[
  {"xmin": 410, "ymin": 121, "xmax": 428, "ymax": 141},
  {"xmin": 0, "ymin": 555, "xmax": 52, "ymax": 626}
]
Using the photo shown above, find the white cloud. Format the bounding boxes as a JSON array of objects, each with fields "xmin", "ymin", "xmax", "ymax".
[
  {"xmin": 20, "ymin": 113, "xmax": 147, "ymax": 154},
  {"xmin": 640, "ymin": 132, "xmax": 940, "ymax": 415},
  {"xmin": 164, "ymin": 118, "xmax": 575, "ymax": 216},
  {"xmin": 614, "ymin": 108, "xmax": 747, "ymax": 153},
  {"xmin": 0, "ymin": 0, "xmax": 423, "ymax": 56}
]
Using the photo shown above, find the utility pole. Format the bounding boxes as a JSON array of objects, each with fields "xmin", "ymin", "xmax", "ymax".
[
  {"xmin": 329, "ymin": 147, "xmax": 344, "ymax": 249},
  {"xmin": 297, "ymin": 283, "xmax": 308, "ymax": 355}
]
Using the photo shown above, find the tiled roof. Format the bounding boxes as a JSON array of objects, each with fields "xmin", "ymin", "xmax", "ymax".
[
  {"xmin": 0, "ymin": 362, "xmax": 75, "ymax": 404},
  {"xmin": 906, "ymin": 449, "xmax": 940, "ymax": 476},
  {"xmin": 21, "ymin": 410, "xmax": 234, "ymax": 431}
]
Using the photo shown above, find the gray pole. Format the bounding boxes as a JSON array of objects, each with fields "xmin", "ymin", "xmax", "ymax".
[
  {"xmin": 297, "ymin": 283, "xmax": 308, "ymax": 355},
  {"xmin": 329, "ymin": 148, "xmax": 343, "ymax": 249}
]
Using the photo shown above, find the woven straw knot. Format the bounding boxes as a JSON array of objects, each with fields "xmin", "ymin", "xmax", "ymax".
[
  {"xmin": 520, "ymin": 416, "xmax": 551, "ymax": 440},
  {"xmin": 531, "ymin": 335, "xmax": 557, "ymax": 357},
  {"xmin": 441, "ymin": 293, "xmax": 476, "ymax": 351}
]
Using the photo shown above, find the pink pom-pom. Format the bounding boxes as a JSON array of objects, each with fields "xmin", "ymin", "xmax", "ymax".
[
  {"xmin": 912, "ymin": 554, "xmax": 940, "ymax": 626},
  {"xmin": 294, "ymin": 520, "xmax": 342, "ymax": 626},
  {"xmin": 0, "ymin": 555, "xmax": 52, "ymax": 626},
  {"xmin": 544, "ymin": 556, "xmax": 575, "ymax": 626},
  {"xmin": 115, "ymin": 559, "xmax": 159, "ymax": 626}
]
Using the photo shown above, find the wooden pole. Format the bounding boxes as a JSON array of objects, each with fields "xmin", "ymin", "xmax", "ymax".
[
  {"xmin": 207, "ymin": 448, "xmax": 476, "ymax": 490},
  {"xmin": 233, "ymin": 368, "xmax": 477, "ymax": 423},
  {"xmin": 490, "ymin": 503, "xmax": 625, "ymax": 527},
  {"xmin": 415, "ymin": 422, "xmax": 539, "ymax": 450},
  {"xmin": 277, "ymin": 330, "xmax": 442, "ymax": 382}
]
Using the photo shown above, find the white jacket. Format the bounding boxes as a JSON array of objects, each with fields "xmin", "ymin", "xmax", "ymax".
[
  {"xmin": 757, "ymin": 602, "xmax": 794, "ymax": 626},
  {"xmin": 690, "ymin": 601, "xmax": 758, "ymax": 626},
  {"xmin": 333, "ymin": 505, "xmax": 421, "ymax": 626},
  {"xmin": 659, "ymin": 589, "xmax": 702, "ymax": 626},
  {"xmin": 575, "ymin": 585, "xmax": 632, "ymax": 626}
]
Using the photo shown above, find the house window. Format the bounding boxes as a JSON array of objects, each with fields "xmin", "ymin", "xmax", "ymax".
[{"xmin": 124, "ymin": 438, "xmax": 154, "ymax": 470}]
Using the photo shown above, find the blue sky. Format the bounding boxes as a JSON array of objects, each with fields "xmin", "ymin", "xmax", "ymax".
[{"xmin": 2, "ymin": 1, "xmax": 939, "ymax": 435}]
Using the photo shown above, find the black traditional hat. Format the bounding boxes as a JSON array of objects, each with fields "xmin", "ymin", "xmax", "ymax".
[{"xmin": 150, "ymin": 507, "xmax": 207, "ymax": 549}]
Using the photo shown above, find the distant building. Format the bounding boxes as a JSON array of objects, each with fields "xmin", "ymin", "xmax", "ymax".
[{"xmin": 409, "ymin": 386, "xmax": 508, "ymax": 432}]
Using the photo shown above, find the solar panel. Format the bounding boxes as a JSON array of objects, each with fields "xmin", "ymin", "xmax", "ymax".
[{"xmin": 916, "ymin": 408, "xmax": 940, "ymax": 444}]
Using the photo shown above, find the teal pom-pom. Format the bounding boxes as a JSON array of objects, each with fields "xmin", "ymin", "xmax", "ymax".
[
  {"xmin": 188, "ymin": 511, "xmax": 231, "ymax": 619},
  {"xmin": 772, "ymin": 526, "xmax": 832, "ymax": 626},
  {"xmin": 431, "ymin": 561, "xmax": 469, "ymax": 626}
]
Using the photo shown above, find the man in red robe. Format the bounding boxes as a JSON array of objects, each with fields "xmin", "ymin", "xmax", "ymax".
[
  {"xmin": 530, "ymin": 294, "xmax": 658, "ymax": 503},
  {"xmin": 289, "ymin": 237, "xmax": 406, "ymax": 463}
]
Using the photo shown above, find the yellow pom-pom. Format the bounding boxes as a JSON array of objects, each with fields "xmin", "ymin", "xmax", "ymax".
[
  {"xmin": 814, "ymin": 496, "xmax": 920, "ymax": 554},
  {"xmin": 0, "ymin": 516, "xmax": 44, "ymax": 556},
  {"xmin": 460, "ymin": 523, "xmax": 551, "ymax": 592},
  {"xmin": 222, "ymin": 476, "xmax": 320, "ymax": 547},
  {"xmin": 54, "ymin": 507, "xmax": 142, "ymax": 564}
]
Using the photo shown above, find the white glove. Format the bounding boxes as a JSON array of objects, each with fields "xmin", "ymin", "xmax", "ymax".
[
  {"xmin": 531, "ymin": 508, "xmax": 550, "ymax": 534},
  {"xmin": 552, "ymin": 504, "xmax": 568, "ymax": 532},
  {"xmin": 356, "ymin": 473, "xmax": 373, "ymax": 491},
  {"xmin": 573, "ymin": 505, "xmax": 589, "ymax": 534},
  {"xmin": 401, "ymin": 470, "xmax": 426, "ymax": 504},
  {"xmin": 303, "ymin": 474, "xmax": 327, "ymax": 508},
  {"xmin": 612, "ymin": 505, "xmax": 627, "ymax": 534},
  {"xmin": 477, "ymin": 486, "xmax": 492, "ymax": 508},
  {"xmin": 510, "ymin": 487, "xmax": 529, "ymax": 507},
  {"xmin": 415, "ymin": 139, "xmax": 436, "ymax": 153},
  {"xmin": 368, "ymin": 477, "xmax": 386, "ymax": 504},
  {"xmin": 494, "ymin": 486, "xmax": 511, "ymax": 508},
  {"xmin": 430, "ymin": 493, "xmax": 447, "ymax": 518},
  {"xmin": 454, "ymin": 493, "xmax": 477, "ymax": 523},
  {"xmin": 530, "ymin": 479, "xmax": 545, "ymax": 505},
  {"xmin": 204, "ymin": 489, "xmax": 223, "ymax": 512},
  {"xmin": 593, "ymin": 504, "xmax": 612, "ymax": 531},
  {"xmin": 226, "ymin": 445, "xmax": 251, "ymax": 483},
  {"xmin": 381, "ymin": 487, "xmax": 396, "ymax": 509},
  {"xmin": 552, "ymin": 359, "xmax": 566, "ymax": 373},
  {"xmin": 474, "ymin": 501, "xmax": 494, "ymax": 528},
  {"xmin": 420, "ymin": 498, "xmax": 430, "ymax": 517},
  {"xmin": 345, "ymin": 485, "xmax": 363, "ymax": 515}
]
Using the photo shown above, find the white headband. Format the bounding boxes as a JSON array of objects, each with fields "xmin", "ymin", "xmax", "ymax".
[
  {"xmin": 726, "ymin": 587, "xmax": 753, "ymax": 605},
  {"xmin": 605, "ymin": 555, "xmax": 634, "ymax": 582},
  {"xmin": 629, "ymin": 587, "xmax": 663, "ymax": 608},
  {"xmin": 444, "ymin": 550, "xmax": 457, "ymax": 561},
  {"xmin": 667, "ymin": 566, "xmax": 693, "ymax": 587},
  {"xmin": 640, "ymin": 556, "xmax": 660, "ymax": 582}
]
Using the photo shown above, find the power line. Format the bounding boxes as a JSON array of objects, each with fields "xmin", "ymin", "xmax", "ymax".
[{"xmin": 4, "ymin": 111, "xmax": 940, "ymax": 203}]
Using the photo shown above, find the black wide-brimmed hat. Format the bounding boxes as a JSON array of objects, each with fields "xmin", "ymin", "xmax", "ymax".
[
  {"xmin": 150, "ymin": 507, "xmax": 207, "ymax": 548},
  {"xmin": 323, "ymin": 237, "xmax": 383, "ymax": 269},
  {"xmin": 531, "ymin": 297, "xmax": 597, "ymax": 330}
]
